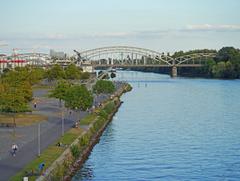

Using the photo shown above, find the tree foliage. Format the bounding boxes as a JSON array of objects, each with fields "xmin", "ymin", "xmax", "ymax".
[
  {"xmin": 175, "ymin": 47, "xmax": 240, "ymax": 79},
  {"xmin": 0, "ymin": 67, "xmax": 45, "ymax": 113},
  {"xmin": 80, "ymin": 72, "xmax": 90, "ymax": 80},
  {"xmin": 46, "ymin": 64, "xmax": 65, "ymax": 81},
  {"xmin": 211, "ymin": 47, "xmax": 240, "ymax": 79},
  {"xmin": 0, "ymin": 82, "xmax": 30, "ymax": 113},
  {"xmin": 46, "ymin": 64, "xmax": 91, "ymax": 81},
  {"xmin": 64, "ymin": 85, "xmax": 93, "ymax": 111},
  {"xmin": 49, "ymin": 80, "xmax": 70, "ymax": 103},
  {"xmin": 93, "ymin": 80, "xmax": 115, "ymax": 94},
  {"xmin": 65, "ymin": 63, "xmax": 81, "ymax": 80},
  {"xmin": 172, "ymin": 49, "xmax": 217, "ymax": 58}
]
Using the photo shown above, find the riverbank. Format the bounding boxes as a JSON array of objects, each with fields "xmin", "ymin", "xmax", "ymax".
[
  {"xmin": 72, "ymin": 71, "xmax": 240, "ymax": 181},
  {"xmin": 10, "ymin": 83, "xmax": 132, "ymax": 181},
  {"xmin": 129, "ymin": 66, "xmax": 240, "ymax": 79}
]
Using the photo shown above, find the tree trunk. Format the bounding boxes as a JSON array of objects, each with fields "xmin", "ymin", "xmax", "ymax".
[{"xmin": 13, "ymin": 113, "xmax": 16, "ymax": 138}]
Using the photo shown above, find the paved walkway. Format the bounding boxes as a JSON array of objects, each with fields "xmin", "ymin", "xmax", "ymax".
[
  {"xmin": 0, "ymin": 88, "xmax": 105, "ymax": 180},
  {"xmin": 0, "ymin": 82, "xmax": 125, "ymax": 181}
]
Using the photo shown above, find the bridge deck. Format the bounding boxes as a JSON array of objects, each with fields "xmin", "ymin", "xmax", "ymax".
[{"xmin": 90, "ymin": 64, "xmax": 204, "ymax": 68}]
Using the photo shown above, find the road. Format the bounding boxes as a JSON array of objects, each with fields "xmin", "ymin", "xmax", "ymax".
[{"xmin": 0, "ymin": 85, "xmax": 117, "ymax": 181}]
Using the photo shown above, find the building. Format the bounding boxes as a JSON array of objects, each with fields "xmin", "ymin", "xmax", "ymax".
[
  {"xmin": 50, "ymin": 49, "xmax": 66, "ymax": 59},
  {"xmin": 82, "ymin": 65, "xmax": 95, "ymax": 73}
]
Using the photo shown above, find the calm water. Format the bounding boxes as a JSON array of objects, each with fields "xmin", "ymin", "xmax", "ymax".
[{"xmin": 73, "ymin": 71, "xmax": 240, "ymax": 181}]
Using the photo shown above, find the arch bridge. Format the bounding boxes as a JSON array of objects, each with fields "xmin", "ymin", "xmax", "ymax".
[{"xmin": 77, "ymin": 46, "xmax": 216, "ymax": 77}]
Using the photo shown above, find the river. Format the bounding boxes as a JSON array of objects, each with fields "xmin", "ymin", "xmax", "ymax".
[{"xmin": 72, "ymin": 71, "xmax": 240, "ymax": 181}]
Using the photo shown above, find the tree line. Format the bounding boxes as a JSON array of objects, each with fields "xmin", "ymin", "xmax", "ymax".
[
  {"xmin": 175, "ymin": 47, "xmax": 240, "ymax": 79},
  {"xmin": 0, "ymin": 63, "xmax": 116, "ymax": 114}
]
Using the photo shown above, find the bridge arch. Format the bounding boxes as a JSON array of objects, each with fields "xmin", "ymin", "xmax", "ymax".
[
  {"xmin": 174, "ymin": 53, "xmax": 217, "ymax": 65},
  {"xmin": 79, "ymin": 46, "xmax": 173, "ymax": 65},
  {"xmin": 75, "ymin": 46, "xmax": 217, "ymax": 77}
]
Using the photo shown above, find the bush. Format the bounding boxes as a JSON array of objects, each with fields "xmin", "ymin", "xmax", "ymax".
[
  {"xmin": 98, "ymin": 110, "xmax": 108, "ymax": 119},
  {"xmin": 50, "ymin": 163, "xmax": 65, "ymax": 181},
  {"xmin": 79, "ymin": 134, "xmax": 90, "ymax": 147},
  {"xmin": 103, "ymin": 101, "xmax": 115, "ymax": 114},
  {"xmin": 80, "ymin": 72, "xmax": 90, "ymax": 80},
  {"xmin": 70, "ymin": 145, "xmax": 81, "ymax": 159},
  {"xmin": 93, "ymin": 80, "xmax": 115, "ymax": 94}
]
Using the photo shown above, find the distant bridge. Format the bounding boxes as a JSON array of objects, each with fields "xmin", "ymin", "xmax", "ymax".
[{"xmin": 77, "ymin": 46, "xmax": 216, "ymax": 77}]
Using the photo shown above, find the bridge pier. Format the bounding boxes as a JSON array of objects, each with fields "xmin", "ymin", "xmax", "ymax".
[
  {"xmin": 171, "ymin": 66, "xmax": 177, "ymax": 77},
  {"xmin": 143, "ymin": 56, "xmax": 146, "ymax": 65}
]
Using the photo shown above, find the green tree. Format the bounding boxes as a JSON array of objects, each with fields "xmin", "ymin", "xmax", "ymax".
[
  {"xmin": 215, "ymin": 47, "xmax": 240, "ymax": 63},
  {"xmin": 28, "ymin": 67, "xmax": 46, "ymax": 85},
  {"xmin": 0, "ymin": 90, "xmax": 29, "ymax": 113},
  {"xmin": 1, "ymin": 70, "xmax": 34, "ymax": 102},
  {"xmin": 19, "ymin": 81, "xmax": 33, "ymax": 102},
  {"xmin": 49, "ymin": 80, "xmax": 70, "ymax": 106},
  {"xmin": 93, "ymin": 80, "xmax": 115, "ymax": 94},
  {"xmin": 65, "ymin": 63, "xmax": 81, "ymax": 80},
  {"xmin": 64, "ymin": 85, "xmax": 93, "ymax": 111},
  {"xmin": 212, "ymin": 61, "xmax": 237, "ymax": 79},
  {"xmin": 80, "ymin": 72, "xmax": 90, "ymax": 80},
  {"xmin": 46, "ymin": 64, "xmax": 65, "ymax": 81}
]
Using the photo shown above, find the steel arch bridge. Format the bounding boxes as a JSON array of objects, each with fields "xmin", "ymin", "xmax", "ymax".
[
  {"xmin": 76, "ymin": 46, "xmax": 216, "ymax": 77},
  {"xmin": 80, "ymin": 46, "xmax": 173, "ymax": 65}
]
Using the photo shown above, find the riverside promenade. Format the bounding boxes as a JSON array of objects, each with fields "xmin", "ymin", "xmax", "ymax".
[{"xmin": 0, "ymin": 82, "xmax": 124, "ymax": 181}]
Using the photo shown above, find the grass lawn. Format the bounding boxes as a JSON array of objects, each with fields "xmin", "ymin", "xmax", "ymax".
[
  {"xmin": 79, "ymin": 114, "xmax": 97, "ymax": 125},
  {"xmin": 0, "ymin": 114, "xmax": 48, "ymax": 126},
  {"xmin": 10, "ymin": 146, "xmax": 64, "ymax": 181},
  {"xmin": 10, "ymin": 127, "xmax": 84, "ymax": 181},
  {"xmin": 10, "ymin": 100, "xmax": 116, "ymax": 181}
]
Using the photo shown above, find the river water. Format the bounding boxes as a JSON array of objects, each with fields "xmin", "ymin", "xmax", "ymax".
[{"xmin": 72, "ymin": 71, "xmax": 240, "ymax": 181}]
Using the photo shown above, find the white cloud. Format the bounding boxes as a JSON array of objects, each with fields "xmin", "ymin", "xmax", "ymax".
[
  {"xmin": 45, "ymin": 33, "xmax": 67, "ymax": 40},
  {"xmin": 0, "ymin": 40, "xmax": 8, "ymax": 46},
  {"xmin": 87, "ymin": 30, "xmax": 170, "ymax": 39},
  {"xmin": 185, "ymin": 24, "xmax": 240, "ymax": 32}
]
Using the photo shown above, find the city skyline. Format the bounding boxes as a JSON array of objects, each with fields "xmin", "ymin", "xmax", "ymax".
[{"xmin": 0, "ymin": 0, "xmax": 240, "ymax": 54}]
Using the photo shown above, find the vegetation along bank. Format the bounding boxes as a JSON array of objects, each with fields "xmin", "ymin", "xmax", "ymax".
[{"xmin": 131, "ymin": 47, "xmax": 240, "ymax": 79}]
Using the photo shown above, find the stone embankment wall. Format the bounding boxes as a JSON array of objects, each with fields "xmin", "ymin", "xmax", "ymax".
[{"xmin": 36, "ymin": 83, "xmax": 132, "ymax": 181}]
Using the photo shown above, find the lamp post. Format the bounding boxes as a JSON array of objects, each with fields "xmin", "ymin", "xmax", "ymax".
[
  {"xmin": 38, "ymin": 123, "xmax": 41, "ymax": 156},
  {"xmin": 61, "ymin": 107, "xmax": 64, "ymax": 136}
]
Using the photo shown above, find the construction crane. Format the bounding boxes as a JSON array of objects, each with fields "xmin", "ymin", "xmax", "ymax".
[{"xmin": 73, "ymin": 50, "xmax": 85, "ymax": 64}]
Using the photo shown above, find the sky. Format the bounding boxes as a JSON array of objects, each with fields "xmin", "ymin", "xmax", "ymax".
[{"xmin": 0, "ymin": 0, "xmax": 240, "ymax": 54}]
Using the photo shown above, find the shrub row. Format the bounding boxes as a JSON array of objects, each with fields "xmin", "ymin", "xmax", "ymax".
[{"xmin": 50, "ymin": 100, "xmax": 118, "ymax": 180}]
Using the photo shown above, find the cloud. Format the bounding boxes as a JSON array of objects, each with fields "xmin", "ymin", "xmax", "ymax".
[
  {"xmin": 88, "ymin": 30, "xmax": 170, "ymax": 39},
  {"xmin": 0, "ymin": 40, "xmax": 8, "ymax": 46},
  {"xmin": 185, "ymin": 24, "xmax": 240, "ymax": 32},
  {"xmin": 45, "ymin": 33, "xmax": 67, "ymax": 40}
]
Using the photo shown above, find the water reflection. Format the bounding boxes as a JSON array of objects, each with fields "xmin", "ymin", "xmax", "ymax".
[{"xmin": 72, "ymin": 71, "xmax": 240, "ymax": 181}]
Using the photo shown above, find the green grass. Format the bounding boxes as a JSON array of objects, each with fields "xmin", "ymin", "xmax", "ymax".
[
  {"xmin": 79, "ymin": 114, "xmax": 97, "ymax": 125},
  {"xmin": 10, "ymin": 98, "xmax": 119, "ymax": 181},
  {"xmin": 10, "ymin": 146, "xmax": 64, "ymax": 181},
  {"xmin": 10, "ymin": 127, "xmax": 84, "ymax": 181},
  {"xmin": 58, "ymin": 128, "xmax": 84, "ymax": 144},
  {"xmin": 0, "ymin": 114, "xmax": 48, "ymax": 126}
]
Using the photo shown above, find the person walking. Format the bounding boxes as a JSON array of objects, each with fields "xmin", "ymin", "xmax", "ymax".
[
  {"xmin": 38, "ymin": 162, "xmax": 45, "ymax": 175},
  {"xmin": 34, "ymin": 102, "xmax": 37, "ymax": 108},
  {"xmin": 11, "ymin": 144, "xmax": 18, "ymax": 157}
]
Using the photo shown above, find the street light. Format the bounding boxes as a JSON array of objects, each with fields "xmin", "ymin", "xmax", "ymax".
[
  {"xmin": 38, "ymin": 123, "xmax": 41, "ymax": 156},
  {"xmin": 61, "ymin": 107, "xmax": 64, "ymax": 136}
]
